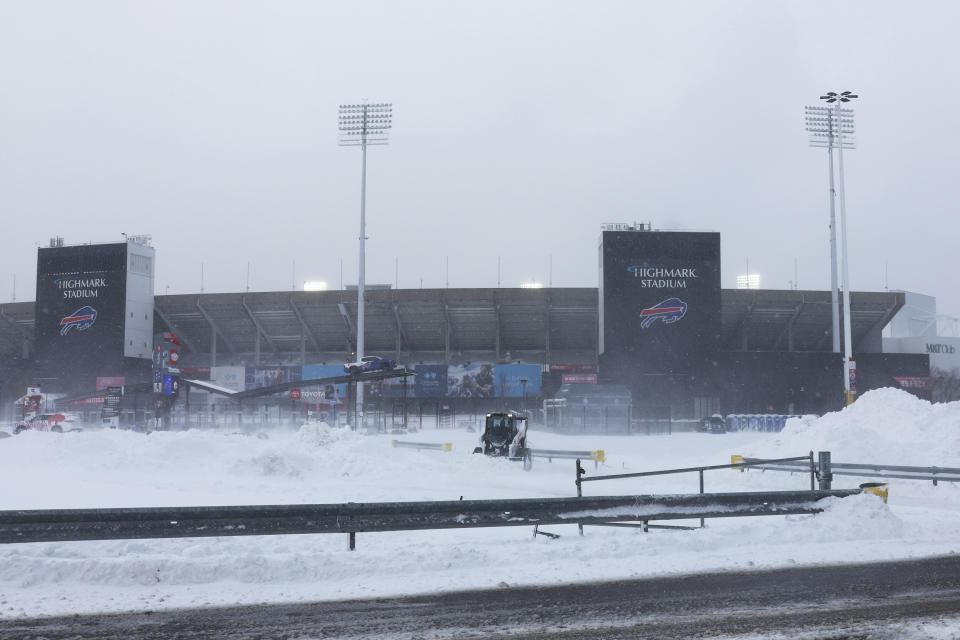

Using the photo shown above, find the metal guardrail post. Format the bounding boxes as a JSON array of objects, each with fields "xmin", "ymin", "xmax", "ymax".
[
  {"xmin": 576, "ymin": 458, "xmax": 585, "ymax": 536},
  {"xmin": 699, "ymin": 469, "xmax": 705, "ymax": 528},
  {"xmin": 349, "ymin": 531, "xmax": 355, "ymax": 551},
  {"xmin": 818, "ymin": 451, "xmax": 832, "ymax": 490},
  {"xmin": 809, "ymin": 450, "xmax": 815, "ymax": 491}
]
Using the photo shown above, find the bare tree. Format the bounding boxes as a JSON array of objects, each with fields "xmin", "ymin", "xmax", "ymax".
[{"xmin": 931, "ymin": 367, "xmax": 960, "ymax": 403}]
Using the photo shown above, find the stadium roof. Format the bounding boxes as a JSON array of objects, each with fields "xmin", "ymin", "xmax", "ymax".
[{"xmin": 0, "ymin": 288, "xmax": 905, "ymax": 365}]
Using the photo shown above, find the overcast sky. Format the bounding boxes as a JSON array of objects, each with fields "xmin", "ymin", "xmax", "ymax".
[{"xmin": 2, "ymin": 1, "xmax": 958, "ymax": 318}]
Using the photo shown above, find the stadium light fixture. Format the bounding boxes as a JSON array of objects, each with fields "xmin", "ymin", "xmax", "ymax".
[
  {"xmin": 735, "ymin": 274, "xmax": 760, "ymax": 290},
  {"xmin": 339, "ymin": 101, "xmax": 392, "ymax": 426},
  {"xmin": 520, "ymin": 281, "xmax": 544, "ymax": 289},
  {"xmin": 805, "ymin": 104, "xmax": 854, "ymax": 358},
  {"xmin": 812, "ymin": 91, "xmax": 859, "ymax": 405},
  {"xmin": 303, "ymin": 281, "xmax": 328, "ymax": 292}
]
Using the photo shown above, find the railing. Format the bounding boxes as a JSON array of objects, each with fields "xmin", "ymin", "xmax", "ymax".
[
  {"xmin": 737, "ymin": 456, "xmax": 960, "ymax": 486},
  {"xmin": 0, "ymin": 489, "xmax": 859, "ymax": 550},
  {"xmin": 530, "ymin": 448, "xmax": 605, "ymax": 468},
  {"xmin": 391, "ymin": 440, "xmax": 453, "ymax": 452},
  {"xmin": 574, "ymin": 454, "xmax": 817, "ymax": 530}
]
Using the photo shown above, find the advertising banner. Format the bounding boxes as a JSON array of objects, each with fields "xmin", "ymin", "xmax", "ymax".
[
  {"xmin": 180, "ymin": 367, "xmax": 211, "ymax": 380},
  {"xmin": 96, "ymin": 376, "xmax": 125, "ymax": 391},
  {"xmin": 245, "ymin": 366, "xmax": 301, "ymax": 389},
  {"xmin": 494, "ymin": 364, "xmax": 541, "ymax": 397},
  {"xmin": 210, "ymin": 366, "xmax": 245, "ymax": 392},
  {"xmin": 894, "ymin": 376, "xmax": 933, "ymax": 390},
  {"xmin": 34, "ymin": 243, "xmax": 128, "ymax": 386},
  {"xmin": 446, "ymin": 363, "xmax": 495, "ymax": 398},
  {"xmin": 549, "ymin": 364, "xmax": 597, "ymax": 372},
  {"xmin": 414, "ymin": 364, "xmax": 447, "ymax": 398},
  {"xmin": 599, "ymin": 230, "xmax": 721, "ymax": 376},
  {"xmin": 562, "ymin": 373, "xmax": 598, "ymax": 384},
  {"xmin": 301, "ymin": 364, "xmax": 347, "ymax": 407}
]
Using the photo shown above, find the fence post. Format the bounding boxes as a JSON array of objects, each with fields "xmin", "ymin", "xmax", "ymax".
[
  {"xmin": 699, "ymin": 468, "xmax": 705, "ymax": 528},
  {"xmin": 575, "ymin": 459, "xmax": 585, "ymax": 536},
  {"xmin": 818, "ymin": 451, "xmax": 832, "ymax": 490},
  {"xmin": 349, "ymin": 532, "xmax": 356, "ymax": 551},
  {"xmin": 809, "ymin": 450, "xmax": 815, "ymax": 491}
]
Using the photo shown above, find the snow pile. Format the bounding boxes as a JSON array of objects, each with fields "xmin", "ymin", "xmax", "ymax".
[
  {"xmin": 747, "ymin": 388, "xmax": 960, "ymax": 465},
  {"xmin": 296, "ymin": 421, "xmax": 357, "ymax": 449},
  {"xmin": 0, "ymin": 394, "xmax": 958, "ymax": 619}
]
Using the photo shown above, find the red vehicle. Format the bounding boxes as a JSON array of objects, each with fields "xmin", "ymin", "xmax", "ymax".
[{"xmin": 14, "ymin": 413, "xmax": 67, "ymax": 434}]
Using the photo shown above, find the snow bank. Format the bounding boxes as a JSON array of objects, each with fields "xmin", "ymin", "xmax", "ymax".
[
  {"xmin": 1, "ymin": 389, "xmax": 959, "ymax": 619},
  {"xmin": 747, "ymin": 388, "xmax": 960, "ymax": 466}
]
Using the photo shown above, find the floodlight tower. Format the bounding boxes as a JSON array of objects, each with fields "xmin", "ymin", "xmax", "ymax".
[
  {"xmin": 339, "ymin": 102, "xmax": 392, "ymax": 425},
  {"xmin": 805, "ymin": 101, "xmax": 855, "ymax": 356},
  {"xmin": 816, "ymin": 91, "xmax": 858, "ymax": 405}
]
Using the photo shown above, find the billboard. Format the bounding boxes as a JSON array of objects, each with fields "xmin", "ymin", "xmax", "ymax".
[
  {"xmin": 446, "ymin": 363, "xmax": 495, "ymax": 398},
  {"xmin": 599, "ymin": 230, "xmax": 721, "ymax": 376},
  {"xmin": 244, "ymin": 366, "xmax": 301, "ymax": 389},
  {"xmin": 35, "ymin": 243, "xmax": 129, "ymax": 385},
  {"xmin": 301, "ymin": 364, "xmax": 347, "ymax": 407},
  {"xmin": 210, "ymin": 366, "xmax": 245, "ymax": 392},
  {"xmin": 494, "ymin": 364, "xmax": 541, "ymax": 397},
  {"xmin": 414, "ymin": 364, "xmax": 447, "ymax": 398}
]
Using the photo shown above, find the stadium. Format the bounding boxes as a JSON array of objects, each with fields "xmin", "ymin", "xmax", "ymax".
[{"xmin": 0, "ymin": 227, "xmax": 929, "ymax": 430}]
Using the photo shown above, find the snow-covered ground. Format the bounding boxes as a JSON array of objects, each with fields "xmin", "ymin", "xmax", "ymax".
[{"xmin": 1, "ymin": 387, "xmax": 959, "ymax": 620}]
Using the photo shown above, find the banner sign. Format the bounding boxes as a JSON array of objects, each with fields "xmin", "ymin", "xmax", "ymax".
[
  {"xmin": 562, "ymin": 373, "xmax": 598, "ymax": 384},
  {"xmin": 210, "ymin": 366, "xmax": 245, "ymax": 392},
  {"xmin": 414, "ymin": 364, "xmax": 447, "ymax": 398},
  {"xmin": 96, "ymin": 376, "xmax": 125, "ymax": 391},
  {"xmin": 301, "ymin": 364, "xmax": 348, "ymax": 406},
  {"xmin": 34, "ymin": 243, "xmax": 128, "ymax": 385},
  {"xmin": 245, "ymin": 366, "xmax": 301, "ymax": 389},
  {"xmin": 494, "ymin": 364, "xmax": 541, "ymax": 397},
  {"xmin": 894, "ymin": 376, "xmax": 933, "ymax": 390},
  {"xmin": 549, "ymin": 364, "xmax": 597, "ymax": 373},
  {"xmin": 599, "ymin": 230, "xmax": 721, "ymax": 376},
  {"xmin": 446, "ymin": 363, "xmax": 495, "ymax": 398},
  {"xmin": 180, "ymin": 367, "xmax": 211, "ymax": 380}
]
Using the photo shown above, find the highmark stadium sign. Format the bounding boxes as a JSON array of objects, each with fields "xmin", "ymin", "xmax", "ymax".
[
  {"xmin": 599, "ymin": 230, "xmax": 721, "ymax": 376},
  {"xmin": 626, "ymin": 266, "xmax": 699, "ymax": 288},
  {"xmin": 54, "ymin": 277, "xmax": 109, "ymax": 299}
]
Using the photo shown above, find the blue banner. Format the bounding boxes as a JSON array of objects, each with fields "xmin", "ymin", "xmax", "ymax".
[
  {"xmin": 414, "ymin": 364, "xmax": 447, "ymax": 398},
  {"xmin": 494, "ymin": 364, "xmax": 541, "ymax": 397}
]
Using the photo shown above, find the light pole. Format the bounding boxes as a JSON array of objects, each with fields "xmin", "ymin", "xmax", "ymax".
[
  {"xmin": 339, "ymin": 102, "xmax": 392, "ymax": 426},
  {"xmin": 520, "ymin": 378, "xmax": 528, "ymax": 414},
  {"xmin": 805, "ymin": 103, "xmax": 854, "ymax": 356},
  {"xmin": 820, "ymin": 91, "xmax": 859, "ymax": 405}
]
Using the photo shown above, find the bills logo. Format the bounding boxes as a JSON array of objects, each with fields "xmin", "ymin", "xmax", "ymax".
[
  {"xmin": 60, "ymin": 306, "xmax": 98, "ymax": 336},
  {"xmin": 640, "ymin": 297, "xmax": 687, "ymax": 328}
]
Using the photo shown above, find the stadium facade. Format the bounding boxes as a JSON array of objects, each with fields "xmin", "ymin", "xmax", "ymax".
[{"xmin": 0, "ymin": 231, "xmax": 931, "ymax": 425}]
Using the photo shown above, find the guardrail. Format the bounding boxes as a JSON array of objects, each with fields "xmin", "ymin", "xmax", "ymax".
[
  {"xmin": 736, "ymin": 455, "xmax": 960, "ymax": 486},
  {"xmin": 392, "ymin": 440, "xmax": 453, "ymax": 452},
  {"xmin": 0, "ymin": 489, "xmax": 859, "ymax": 550},
  {"xmin": 530, "ymin": 448, "xmax": 605, "ymax": 468},
  {"xmin": 573, "ymin": 454, "xmax": 817, "ymax": 530}
]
